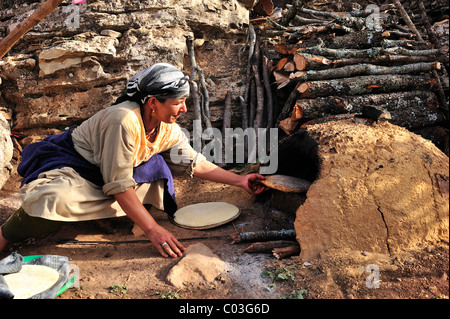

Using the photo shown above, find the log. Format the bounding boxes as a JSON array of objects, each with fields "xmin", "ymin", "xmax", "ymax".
[
  {"xmin": 252, "ymin": 49, "xmax": 264, "ymax": 131},
  {"xmin": 222, "ymin": 91, "xmax": 232, "ymax": 133},
  {"xmin": 222, "ymin": 91, "xmax": 232, "ymax": 166},
  {"xmin": 244, "ymin": 240, "xmax": 298, "ymax": 253},
  {"xmin": 186, "ymin": 37, "xmax": 202, "ymax": 123},
  {"xmin": 279, "ymin": 105, "xmax": 302, "ymax": 135},
  {"xmin": 393, "ymin": 0, "xmax": 424, "ymax": 42},
  {"xmin": 0, "ymin": 0, "xmax": 65, "ymax": 59},
  {"xmin": 298, "ymin": 62, "xmax": 440, "ymax": 82},
  {"xmin": 195, "ymin": 66, "xmax": 212, "ymax": 131},
  {"xmin": 382, "ymin": 47, "xmax": 444, "ymax": 56},
  {"xmin": 230, "ymin": 229, "xmax": 296, "ymax": 244},
  {"xmin": 273, "ymin": 245, "xmax": 301, "ymax": 259},
  {"xmin": 262, "ymin": 55, "xmax": 274, "ymax": 128},
  {"xmin": 286, "ymin": 23, "xmax": 352, "ymax": 43},
  {"xmin": 297, "ymin": 74, "xmax": 439, "ymax": 98},
  {"xmin": 332, "ymin": 54, "xmax": 442, "ymax": 68},
  {"xmin": 295, "ymin": 91, "xmax": 445, "ymax": 129},
  {"xmin": 418, "ymin": 1, "xmax": 441, "ymax": 49},
  {"xmin": 276, "ymin": 81, "xmax": 301, "ymax": 126},
  {"xmin": 279, "ymin": 0, "xmax": 306, "ymax": 26}
]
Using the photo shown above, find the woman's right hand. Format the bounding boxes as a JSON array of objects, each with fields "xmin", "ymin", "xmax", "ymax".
[{"xmin": 145, "ymin": 224, "xmax": 186, "ymax": 258}]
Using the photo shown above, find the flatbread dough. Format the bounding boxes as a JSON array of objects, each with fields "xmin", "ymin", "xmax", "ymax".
[
  {"xmin": 3, "ymin": 265, "xmax": 60, "ymax": 299},
  {"xmin": 261, "ymin": 175, "xmax": 311, "ymax": 193},
  {"xmin": 173, "ymin": 202, "xmax": 239, "ymax": 229}
]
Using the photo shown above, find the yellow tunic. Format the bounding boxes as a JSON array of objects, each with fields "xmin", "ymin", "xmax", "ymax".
[{"xmin": 20, "ymin": 100, "xmax": 205, "ymax": 221}]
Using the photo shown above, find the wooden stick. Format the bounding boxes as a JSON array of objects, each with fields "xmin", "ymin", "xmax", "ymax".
[
  {"xmin": 186, "ymin": 37, "xmax": 202, "ymax": 123},
  {"xmin": 262, "ymin": 55, "xmax": 274, "ymax": 128},
  {"xmin": 279, "ymin": 0, "xmax": 305, "ymax": 26},
  {"xmin": 332, "ymin": 54, "xmax": 441, "ymax": 67},
  {"xmin": 195, "ymin": 66, "xmax": 212, "ymax": 131},
  {"xmin": 252, "ymin": 64, "xmax": 264, "ymax": 131},
  {"xmin": 296, "ymin": 74, "xmax": 439, "ymax": 98},
  {"xmin": 392, "ymin": 0, "xmax": 424, "ymax": 41},
  {"xmin": 230, "ymin": 229, "xmax": 296, "ymax": 244},
  {"xmin": 0, "ymin": 0, "xmax": 65, "ymax": 59},
  {"xmin": 273, "ymin": 245, "xmax": 300, "ymax": 259},
  {"xmin": 298, "ymin": 62, "xmax": 440, "ymax": 82},
  {"xmin": 244, "ymin": 240, "xmax": 298, "ymax": 253}
]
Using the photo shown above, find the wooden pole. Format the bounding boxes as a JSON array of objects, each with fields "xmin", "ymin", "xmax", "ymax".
[{"xmin": 0, "ymin": 0, "xmax": 65, "ymax": 59}]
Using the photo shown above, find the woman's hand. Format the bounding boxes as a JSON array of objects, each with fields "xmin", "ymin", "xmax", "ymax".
[
  {"xmin": 145, "ymin": 224, "xmax": 186, "ymax": 258},
  {"xmin": 239, "ymin": 173, "xmax": 268, "ymax": 194},
  {"xmin": 114, "ymin": 188, "xmax": 185, "ymax": 258}
]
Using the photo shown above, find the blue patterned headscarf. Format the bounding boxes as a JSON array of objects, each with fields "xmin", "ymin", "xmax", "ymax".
[{"xmin": 125, "ymin": 63, "xmax": 190, "ymax": 104}]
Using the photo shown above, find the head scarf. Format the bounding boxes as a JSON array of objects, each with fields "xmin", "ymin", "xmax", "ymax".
[{"xmin": 125, "ymin": 63, "xmax": 190, "ymax": 105}]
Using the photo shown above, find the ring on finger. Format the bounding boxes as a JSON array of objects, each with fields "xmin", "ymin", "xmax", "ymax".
[{"xmin": 161, "ymin": 242, "xmax": 168, "ymax": 247}]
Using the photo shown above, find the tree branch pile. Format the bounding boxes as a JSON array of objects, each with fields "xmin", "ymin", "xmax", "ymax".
[{"xmin": 245, "ymin": 0, "xmax": 449, "ymax": 155}]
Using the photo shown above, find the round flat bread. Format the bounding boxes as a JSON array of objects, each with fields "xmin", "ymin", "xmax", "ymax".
[
  {"xmin": 261, "ymin": 175, "xmax": 311, "ymax": 193},
  {"xmin": 3, "ymin": 265, "xmax": 60, "ymax": 299},
  {"xmin": 173, "ymin": 202, "xmax": 240, "ymax": 229}
]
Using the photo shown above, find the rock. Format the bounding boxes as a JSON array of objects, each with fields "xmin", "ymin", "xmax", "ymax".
[
  {"xmin": 0, "ymin": 0, "xmax": 250, "ymax": 133},
  {"xmin": 166, "ymin": 243, "xmax": 226, "ymax": 289},
  {"xmin": 277, "ymin": 117, "xmax": 449, "ymax": 260},
  {"xmin": 0, "ymin": 112, "xmax": 13, "ymax": 190}
]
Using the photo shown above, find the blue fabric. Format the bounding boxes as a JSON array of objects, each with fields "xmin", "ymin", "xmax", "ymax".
[{"xmin": 17, "ymin": 130, "xmax": 177, "ymax": 216}]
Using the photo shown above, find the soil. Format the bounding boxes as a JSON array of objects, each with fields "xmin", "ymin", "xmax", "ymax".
[{"xmin": 0, "ymin": 164, "xmax": 448, "ymax": 301}]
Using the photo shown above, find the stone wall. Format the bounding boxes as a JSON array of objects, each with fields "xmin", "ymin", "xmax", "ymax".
[{"xmin": 0, "ymin": 0, "xmax": 255, "ymax": 135}]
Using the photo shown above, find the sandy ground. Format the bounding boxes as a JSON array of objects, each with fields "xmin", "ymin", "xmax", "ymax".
[{"xmin": 0, "ymin": 166, "xmax": 448, "ymax": 303}]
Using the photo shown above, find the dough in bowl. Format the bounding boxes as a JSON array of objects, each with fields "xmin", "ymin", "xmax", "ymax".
[{"xmin": 3, "ymin": 265, "xmax": 60, "ymax": 299}]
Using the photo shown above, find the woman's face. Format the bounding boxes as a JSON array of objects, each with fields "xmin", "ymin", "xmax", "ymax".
[{"xmin": 149, "ymin": 97, "xmax": 187, "ymax": 123}]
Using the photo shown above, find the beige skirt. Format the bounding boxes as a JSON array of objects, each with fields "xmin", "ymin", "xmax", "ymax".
[{"xmin": 20, "ymin": 167, "xmax": 165, "ymax": 222}]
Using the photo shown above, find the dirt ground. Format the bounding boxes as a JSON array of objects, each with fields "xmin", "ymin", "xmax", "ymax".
[{"xmin": 0, "ymin": 164, "xmax": 449, "ymax": 302}]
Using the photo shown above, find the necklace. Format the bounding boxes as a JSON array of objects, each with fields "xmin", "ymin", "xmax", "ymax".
[{"xmin": 147, "ymin": 125, "xmax": 159, "ymax": 139}]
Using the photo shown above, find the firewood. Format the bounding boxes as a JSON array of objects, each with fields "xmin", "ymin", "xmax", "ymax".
[
  {"xmin": 286, "ymin": 23, "xmax": 353, "ymax": 43},
  {"xmin": 279, "ymin": 0, "xmax": 306, "ymax": 26},
  {"xmin": 230, "ymin": 229, "xmax": 296, "ymax": 244},
  {"xmin": 393, "ymin": 0, "xmax": 424, "ymax": 42},
  {"xmin": 262, "ymin": 55, "xmax": 274, "ymax": 128},
  {"xmin": 418, "ymin": 1, "xmax": 441, "ymax": 49},
  {"xmin": 195, "ymin": 66, "xmax": 212, "ymax": 131},
  {"xmin": 279, "ymin": 105, "xmax": 302, "ymax": 135},
  {"xmin": 273, "ymin": 245, "xmax": 301, "ymax": 259},
  {"xmin": 298, "ymin": 62, "xmax": 440, "ymax": 82},
  {"xmin": 296, "ymin": 74, "xmax": 439, "ymax": 98},
  {"xmin": 186, "ymin": 37, "xmax": 202, "ymax": 124},
  {"xmin": 222, "ymin": 91, "xmax": 232, "ymax": 133},
  {"xmin": 295, "ymin": 91, "xmax": 445, "ymax": 129},
  {"xmin": 244, "ymin": 240, "xmax": 298, "ymax": 253},
  {"xmin": 276, "ymin": 81, "xmax": 301, "ymax": 126},
  {"xmin": 252, "ymin": 65, "xmax": 264, "ymax": 131},
  {"xmin": 382, "ymin": 47, "xmax": 444, "ymax": 56},
  {"xmin": 332, "ymin": 54, "xmax": 442, "ymax": 68}
]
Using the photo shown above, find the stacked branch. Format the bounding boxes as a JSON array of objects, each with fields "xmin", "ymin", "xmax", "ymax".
[
  {"xmin": 252, "ymin": 1, "xmax": 448, "ymax": 138},
  {"xmin": 239, "ymin": 24, "xmax": 278, "ymax": 163},
  {"xmin": 186, "ymin": 36, "xmax": 213, "ymax": 136}
]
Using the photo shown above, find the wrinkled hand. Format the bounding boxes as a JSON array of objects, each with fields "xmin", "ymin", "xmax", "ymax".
[
  {"xmin": 240, "ymin": 173, "xmax": 268, "ymax": 194},
  {"xmin": 145, "ymin": 224, "xmax": 186, "ymax": 258}
]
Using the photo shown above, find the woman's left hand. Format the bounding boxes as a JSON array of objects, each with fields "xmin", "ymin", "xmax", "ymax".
[{"xmin": 240, "ymin": 174, "xmax": 268, "ymax": 194}]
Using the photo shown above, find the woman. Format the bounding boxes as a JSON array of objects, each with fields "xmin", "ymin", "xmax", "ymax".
[{"xmin": 0, "ymin": 63, "xmax": 266, "ymax": 258}]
